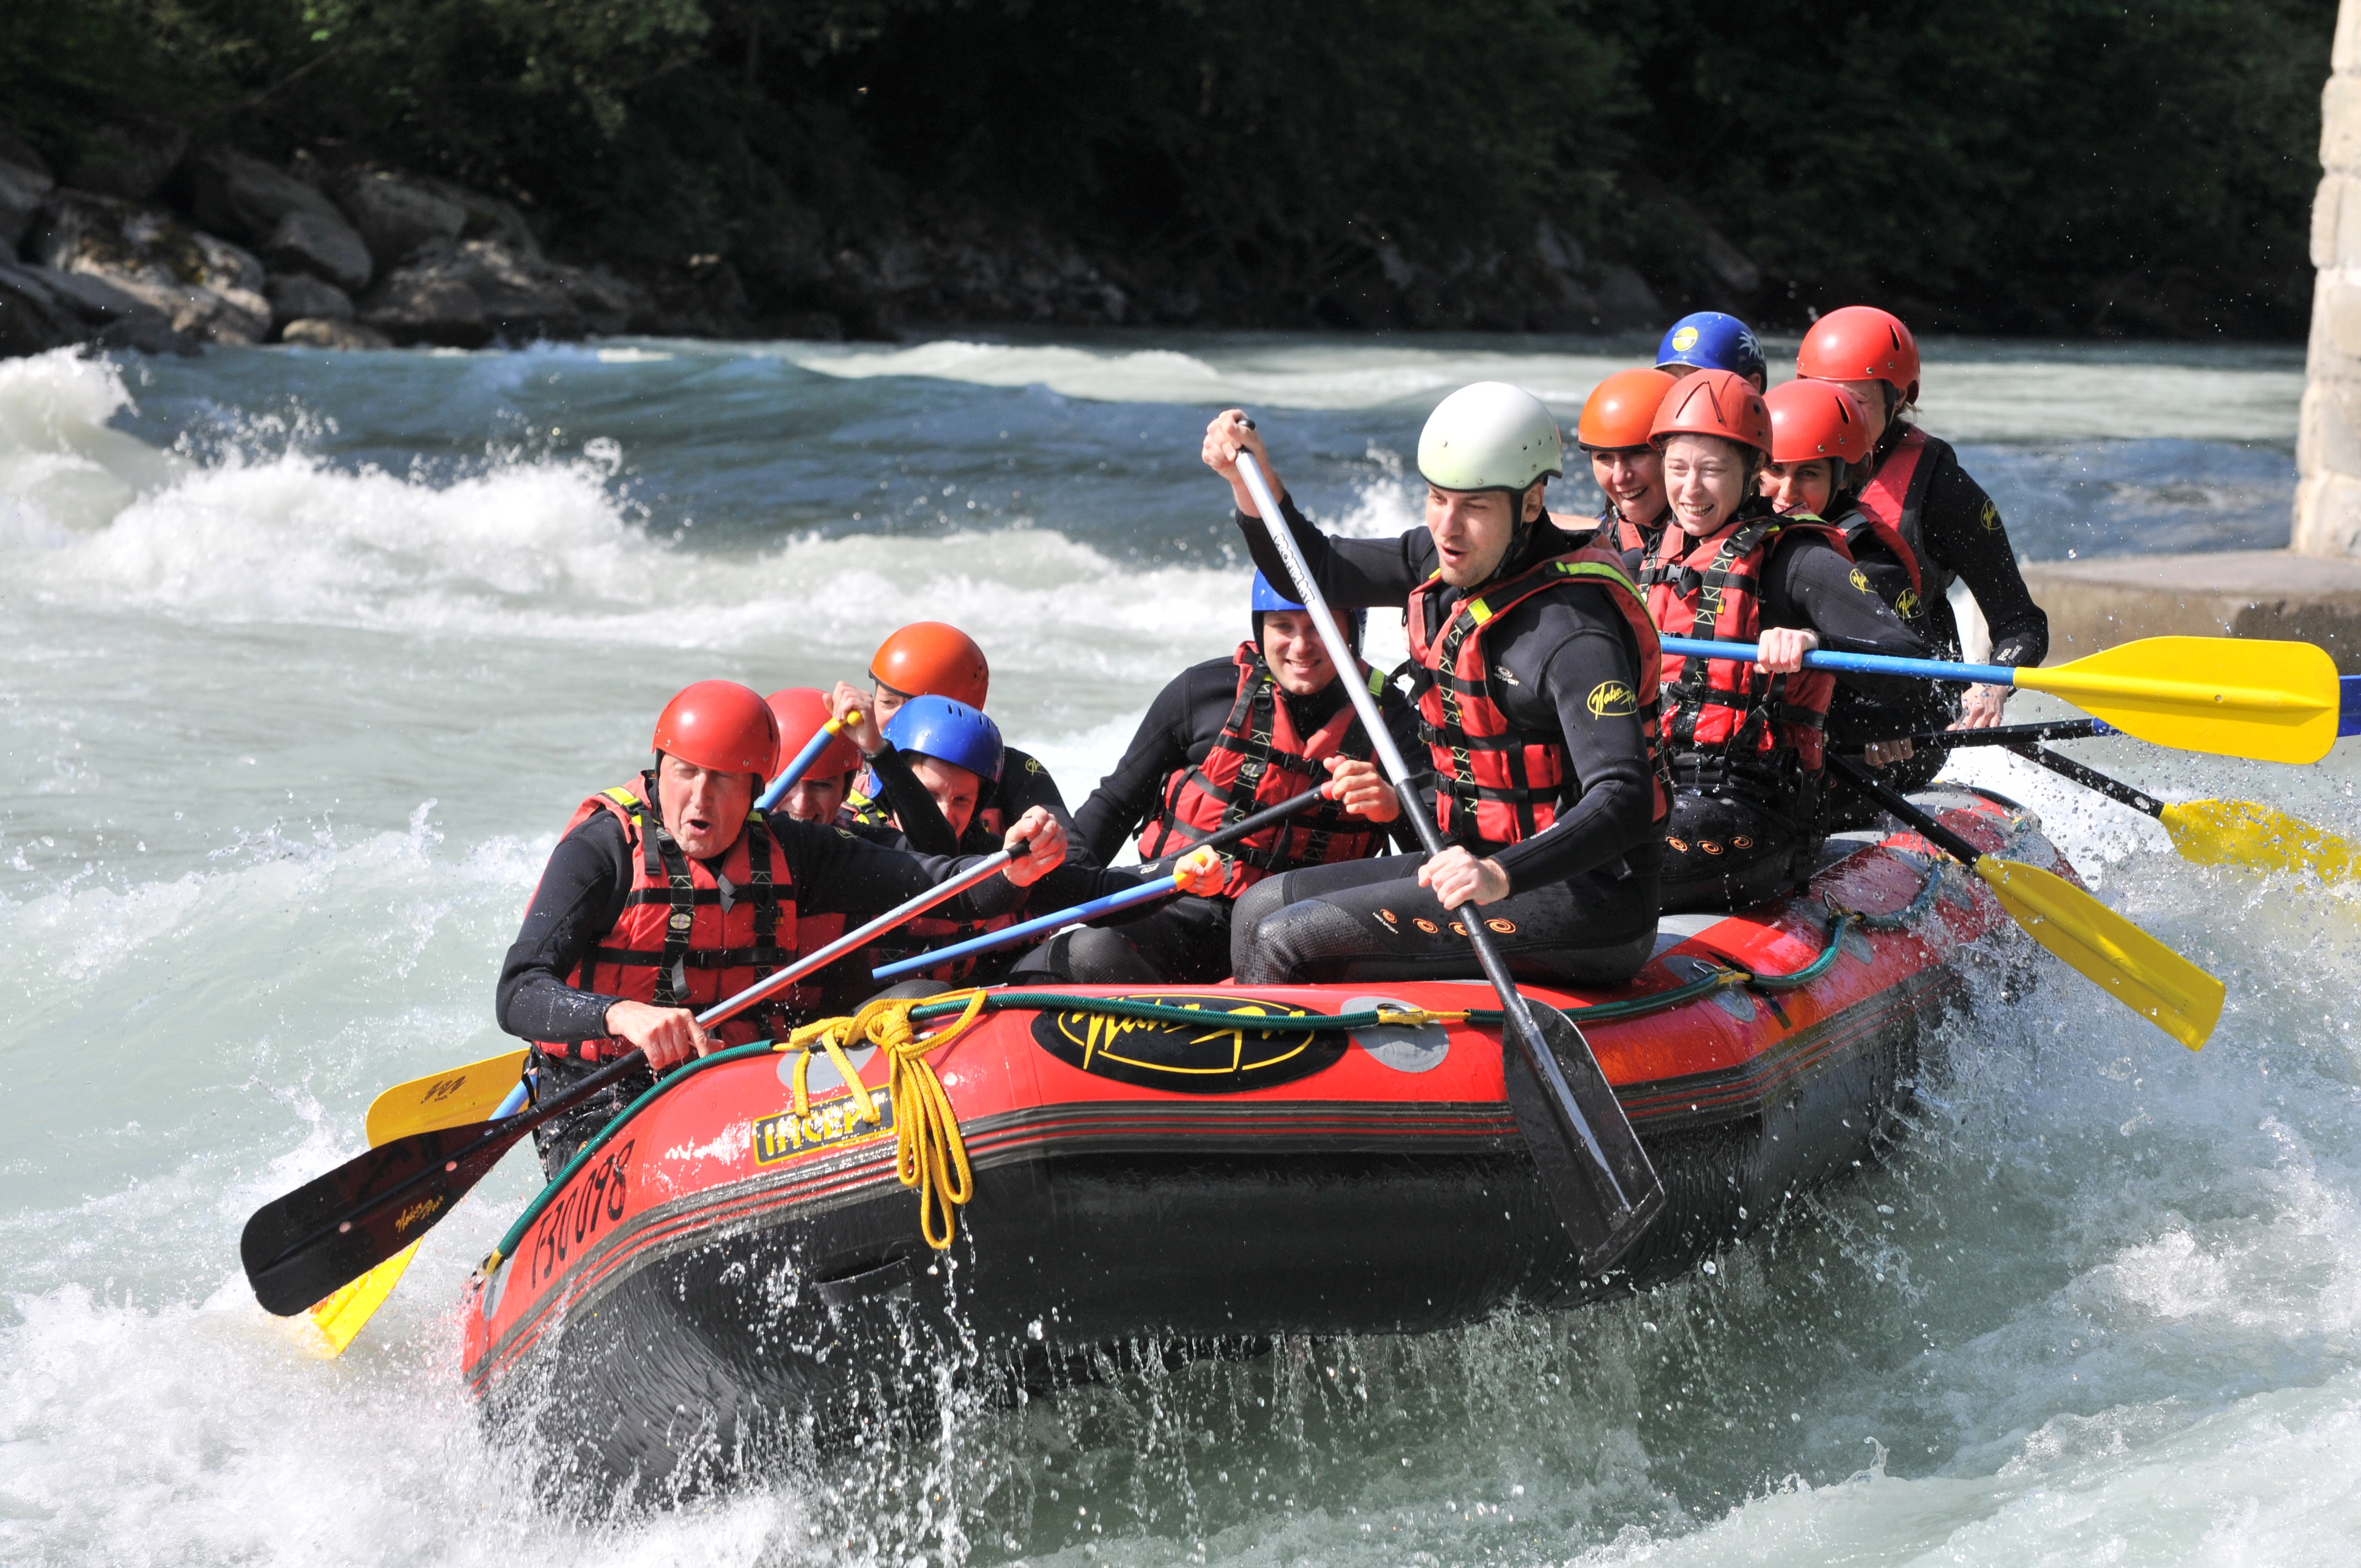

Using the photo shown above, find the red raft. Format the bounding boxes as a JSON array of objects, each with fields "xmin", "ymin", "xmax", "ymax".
[{"xmin": 460, "ymin": 787, "xmax": 2060, "ymax": 1498}]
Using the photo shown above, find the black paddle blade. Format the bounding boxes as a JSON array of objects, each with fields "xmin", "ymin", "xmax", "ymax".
[
  {"xmin": 240, "ymin": 1119, "xmax": 522, "ymax": 1316},
  {"xmin": 1502, "ymin": 1005, "xmax": 1666, "ymax": 1275}
]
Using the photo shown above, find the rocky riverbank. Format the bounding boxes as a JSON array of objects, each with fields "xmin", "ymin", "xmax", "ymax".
[{"xmin": 0, "ymin": 118, "xmax": 1673, "ymax": 359}]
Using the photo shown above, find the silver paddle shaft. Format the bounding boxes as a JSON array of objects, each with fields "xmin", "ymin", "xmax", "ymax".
[{"xmin": 1231, "ymin": 452, "xmax": 1630, "ymax": 1212}]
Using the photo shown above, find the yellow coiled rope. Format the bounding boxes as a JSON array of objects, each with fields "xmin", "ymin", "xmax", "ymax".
[{"xmin": 775, "ymin": 988, "xmax": 994, "ymax": 1250}]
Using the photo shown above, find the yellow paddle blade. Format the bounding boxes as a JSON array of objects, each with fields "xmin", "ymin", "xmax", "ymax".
[
  {"xmin": 1973, "ymin": 858, "xmax": 2224, "ymax": 1050},
  {"xmin": 295, "ymin": 1240, "xmax": 420, "ymax": 1357},
  {"xmin": 364, "ymin": 1050, "xmax": 528, "ymax": 1146},
  {"xmin": 2161, "ymin": 799, "xmax": 2361, "ymax": 882},
  {"xmin": 2016, "ymin": 636, "xmax": 2338, "ymax": 764}
]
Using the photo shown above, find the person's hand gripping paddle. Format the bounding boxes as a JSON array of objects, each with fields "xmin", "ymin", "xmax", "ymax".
[
  {"xmin": 1232, "ymin": 448, "xmax": 1663, "ymax": 1275},
  {"xmin": 239, "ymin": 835, "xmax": 1047, "ymax": 1319}
]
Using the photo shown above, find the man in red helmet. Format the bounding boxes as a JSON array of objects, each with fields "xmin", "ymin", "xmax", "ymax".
[
  {"xmin": 1795, "ymin": 307, "xmax": 2049, "ymax": 767},
  {"xmin": 496, "ymin": 679, "xmax": 1073, "ymax": 1175}
]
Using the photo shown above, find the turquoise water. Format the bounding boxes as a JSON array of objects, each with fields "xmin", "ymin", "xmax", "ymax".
[{"xmin": 4, "ymin": 331, "xmax": 2358, "ymax": 1565}]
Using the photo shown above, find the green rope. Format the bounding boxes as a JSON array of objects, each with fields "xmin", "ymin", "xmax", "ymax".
[{"xmin": 481, "ymin": 914, "xmax": 1860, "ymax": 1273}]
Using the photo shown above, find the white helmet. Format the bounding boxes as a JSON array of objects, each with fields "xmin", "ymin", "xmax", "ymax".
[{"xmin": 1416, "ymin": 382, "xmax": 1565, "ymax": 494}]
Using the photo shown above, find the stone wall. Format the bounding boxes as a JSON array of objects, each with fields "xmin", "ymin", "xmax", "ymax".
[{"xmin": 2297, "ymin": 0, "xmax": 2361, "ymax": 556}]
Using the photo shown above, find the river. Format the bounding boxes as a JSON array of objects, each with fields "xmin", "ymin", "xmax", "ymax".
[{"xmin": 4, "ymin": 330, "xmax": 2356, "ymax": 1565}]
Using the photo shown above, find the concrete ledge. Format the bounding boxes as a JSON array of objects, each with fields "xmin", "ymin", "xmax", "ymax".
[{"xmin": 2020, "ymin": 549, "xmax": 2361, "ymax": 672}]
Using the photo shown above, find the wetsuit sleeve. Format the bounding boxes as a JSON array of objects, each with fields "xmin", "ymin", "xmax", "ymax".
[
  {"xmin": 1918, "ymin": 462, "xmax": 2050, "ymax": 667},
  {"xmin": 1488, "ymin": 618, "xmax": 1656, "ymax": 892},
  {"xmin": 1072, "ymin": 667, "xmax": 1206, "ymax": 864},
  {"xmin": 496, "ymin": 812, "xmax": 633, "ymax": 1042},
  {"xmin": 864, "ymin": 742, "xmax": 960, "ymax": 856},
  {"xmin": 1766, "ymin": 536, "xmax": 1953, "ymax": 731},
  {"xmin": 776, "ymin": 816, "xmax": 1035, "ymax": 922},
  {"xmin": 987, "ymin": 747, "xmax": 1084, "ymax": 863},
  {"xmin": 1379, "ymin": 680, "xmax": 1430, "ymax": 853},
  {"xmin": 1233, "ymin": 493, "xmax": 1435, "ymax": 609}
]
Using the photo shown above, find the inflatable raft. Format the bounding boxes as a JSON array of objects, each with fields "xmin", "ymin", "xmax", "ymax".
[{"xmin": 460, "ymin": 787, "xmax": 2061, "ymax": 1499}]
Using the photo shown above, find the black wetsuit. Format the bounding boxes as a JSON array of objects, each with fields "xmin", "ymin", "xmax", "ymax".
[
  {"xmin": 499, "ymin": 805, "xmax": 1088, "ymax": 1174},
  {"xmin": 1226, "ymin": 495, "xmax": 1664, "ymax": 988},
  {"xmin": 1014, "ymin": 653, "xmax": 1421, "ymax": 984},
  {"xmin": 1657, "ymin": 505, "xmax": 1945, "ymax": 913},
  {"xmin": 1825, "ymin": 426, "xmax": 2050, "ymax": 799}
]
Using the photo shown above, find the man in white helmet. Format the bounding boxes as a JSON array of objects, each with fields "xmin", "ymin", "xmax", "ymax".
[{"xmin": 1201, "ymin": 386, "xmax": 1671, "ymax": 988}]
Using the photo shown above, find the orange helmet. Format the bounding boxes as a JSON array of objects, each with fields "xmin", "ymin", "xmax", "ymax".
[
  {"xmin": 1649, "ymin": 368, "xmax": 1772, "ymax": 456},
  {"xmin": 1797, "ymin": 305, "xmax": 1920, "ymax": 405},
  {"xmin": 1577, "ymin": 368, "xmax": 1677, "ymax": 453},
  {"xmin": 652, "ymin": 680, "xmax": 779, "ymax": 776},
  {"xmin": 1764, "ymin": 379, "xmax": 1872, "ymax": 467},
  {"xmin": 765, "ymin": 688, "xmax": 861, "ymax": 778},
  {"xmin": 869, "ymin": 622, "xmax": 990, "ymax": 709}
]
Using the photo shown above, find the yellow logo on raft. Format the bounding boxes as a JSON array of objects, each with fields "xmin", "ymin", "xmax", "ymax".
[
  {"xmin": 752, "ymin": 1091, "xmax": 895, "ymax": 1165},
  {"xmin": 1586, "ymin": 679, "xmax": 1638, "ymax": 718}
]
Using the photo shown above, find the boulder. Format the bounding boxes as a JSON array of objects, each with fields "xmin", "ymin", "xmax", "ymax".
[
  {"xmin": 281, "ymin": 317, "xmax": 391, "ymax": 351},
  {"xmin": 190, "ymin": 146, "xmax": 372, "ymax": 290},
  {"xmin": 330, "ymin": 167, "xmax": 467, "ymax": 268},
  {"xmin": 64, "ymin": 119, "xmax": 188, "ymax": 202},
  {"xmin": 0, "ymin": 123, "xmax": 55, "ymax": 253},
  {"xmin": 0, "ymin": 258, "xmax": 198, "ymax": 357},
  {"xmin": 29, "ymin": 190, "xmax": 270, "ymax": 345},
  {"xmin": 0, "ymin": 261, "xmax": 84, "ymax": 357},
  {"xmin": 413, "ymin": 175, "xmax": 541, "ymax": 258},
  {"xmin": 264, "ymin": 208, "xmax": 373, "ymax": 292},
  {"xmin": 358, "ymin": 238, "xmax": 645, "ymax": 346},
  {"xmin": 265, "ymin": 271, "xmax": 353, "ymax": 328}
]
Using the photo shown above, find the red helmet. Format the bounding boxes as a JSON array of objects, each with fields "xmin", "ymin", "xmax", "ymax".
[
  {"xmin": 1577, "ymin": 367, "xmax": 1678, "ymax": 452},
  {"xmin": 1796, "ymin": 306, "xmax": 1920, "ymax": 405},
  {"xmin": 1649, "ymin": 368, "xmax": 1772, "ymax": 456},
  {"xmin": 652, "ymin": 680, "xmax": 780, "ymax": 776},
  {"xmin": 765, "ymin": 688, "xmax": 861, "ymax": 778},
  {"xmin": 1764, "ymin": 379, "xmax": 1872, "ymax": 467},
  {"xmin": 870, "ymin": 622, "xmax": 990, "ymax": 708}
]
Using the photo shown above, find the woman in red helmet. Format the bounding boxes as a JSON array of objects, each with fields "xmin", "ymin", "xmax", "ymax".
[
  {"xmin": 1560, "ymin": 366, "xmax": 1679, "ymax": 567},
  {"xmin": 764, "ymin": 687, "xmax": 864, "ymax": 824},
  {"xmin": 1641, "ymin": 372, "xmax": 1945, "ymax": 912},
  {"xmin": 1794, "ymin": 306, "xmax": 2049, "ymax": 739},
  {"xmin": 495, "ymin": 679, "xmax": 1076, "ymax": 1175}
]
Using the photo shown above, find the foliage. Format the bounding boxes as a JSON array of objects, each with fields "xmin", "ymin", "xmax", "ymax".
[{"xmin": 0, "ymin": 0, "xmax": 2337, "ymax": 336}]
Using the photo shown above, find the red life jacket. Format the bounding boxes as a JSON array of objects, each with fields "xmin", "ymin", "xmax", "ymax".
[
  {"xmin": 1840, "ymin": 427, "xmax": 1930, "ymax": 620},
  {"xmin": 1642, "ymin": 510, "xmax": 1853, "ymax": 775},
  {"xmin": 537, "ymin": 774, "xmax": 841, "ymax": 1061},
  {"xmin": 1406, "ymin": 545, "xmax": 1672, "ymax": 846},
  {"xmin": 1599, "ymin": 500, "xmax": 1668, "ymax": 560},
  {"xmin": 1133, "ymin": 643, "xmax": 1392, "ymax": 898}
]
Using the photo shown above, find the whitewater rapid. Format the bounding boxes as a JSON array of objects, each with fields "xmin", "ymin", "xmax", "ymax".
[{"xmin": 3, "ymin": 331, "xmax": 2357, "ymax": 1566}]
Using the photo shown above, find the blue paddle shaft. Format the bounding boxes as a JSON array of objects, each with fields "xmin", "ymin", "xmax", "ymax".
[
  {"xmin": 2343, "ymin": 674, "xmax": 2361, "ymax": 737},
  {"xmin": 1657, "ymin": 634, "xmax": 2017, "ymax": 687},
  {"xmin": 755, "ymin": 725, "xmax": 845, "ymax": 812},
  {"xmin": 870, "ymin": 873, "xmax": 1184, "ymax": 983}
]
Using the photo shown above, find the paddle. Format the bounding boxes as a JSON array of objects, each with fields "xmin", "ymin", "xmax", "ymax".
[
  {"xmin": 241, "ymin": 837, "xmax": 1040, "ymax": 1317},
  {"xmin": 1825, "ymin": 755, "xmax": 2223, "ymax": 1049},
  {"xmin": 1658, "ymin": 633, "xmax": 2338, "ymax": 764},
  {"xmin": 1234, "ymin": 451, "xmax": 1663, "ymax": 1273},
  {"xmin": 363, "ymin": 1049, "xmax": 531, "ymax": 1146},
  {"xmin": 872, "ymin": 847, "xmax": 1227, "ymax": 982},
  {"xmin": 756, "ymin": 709, "xmax": 862, "ymax": 812},
  {"xmin": 1994, "ymin": 742, "xmax": 2361, "ymax": 883}
]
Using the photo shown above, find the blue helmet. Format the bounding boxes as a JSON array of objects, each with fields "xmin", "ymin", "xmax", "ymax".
[
  {"xmin": 883, "ymin": 695, "xmax": 1003, "ymax": 782},
  {"xmin": 1656, "ymin": 312, "xmax": 1766, "ymax": 385},
  {"xmin": 1250, "ymin": 571, "xmax": 1366, "ymax": 649}
]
